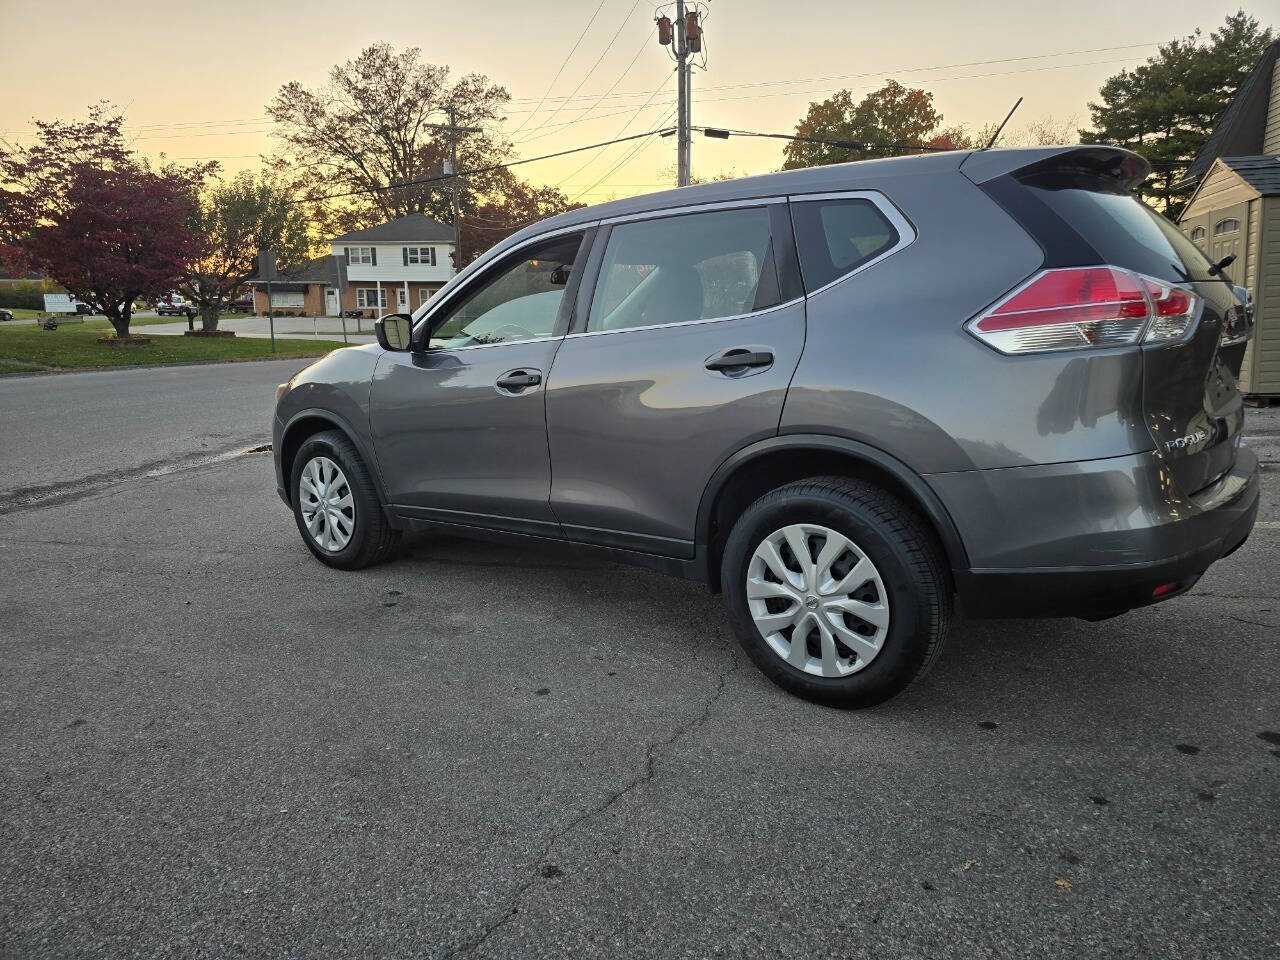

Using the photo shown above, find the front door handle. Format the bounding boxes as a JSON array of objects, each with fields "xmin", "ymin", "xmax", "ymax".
[
  {"xmin": 495, "ymin": 369, "xmax": 543, "ymax": 392},
  {"xmin": 705, "ymin": 349, "xmax": 774, "ymax": 372}
]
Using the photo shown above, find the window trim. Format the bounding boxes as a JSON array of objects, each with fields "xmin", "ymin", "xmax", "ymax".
[
  {"xmin": 787, "ymin": 190, "xmax": 917, "ymax": 298},
  {"xmin": 1190, "ymin": 226, "xmax": 1206, "ymax": 242},
  {"xmin": 565, "ymin": 295, "xmax": 803, "ymax": 340},
  {"xmin": 414, "ymin": 226, "xmax": 594, "ymax": 351},
  {"xmin": 411, "ymin": 222, "xmax": 596, "ymax": 341},
  {"xmin": 1213, "ymin": 218, "xmax": 1239, "ymax": 236}
]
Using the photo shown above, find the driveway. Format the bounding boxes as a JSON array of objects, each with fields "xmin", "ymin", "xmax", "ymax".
[
  {"xmin": 0, "ymin": 358, "xmax": 315, "ymax": 508},
  {"xmin": 0, "ymin": 376, "xmax": 1276, "ymax": 958}
]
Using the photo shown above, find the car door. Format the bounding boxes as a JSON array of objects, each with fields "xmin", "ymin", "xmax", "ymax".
[
  {"xmin": 368, "ymin": 228, "xmax": 590, "ymax": 534},
  {"xmin": 544, "ymin": 201, "xmax": 806, "ymax": 557}
]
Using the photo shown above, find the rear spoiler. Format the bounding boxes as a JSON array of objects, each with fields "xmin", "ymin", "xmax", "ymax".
[{"xmin": 960, "ymin": 145, "xmax": 1151, "ymax": 192}]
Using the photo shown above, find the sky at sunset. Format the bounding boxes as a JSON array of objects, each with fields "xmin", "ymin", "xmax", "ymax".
[{"xmin": 0, "ymin": 0, "xmax": 1265, "ymax": 209}]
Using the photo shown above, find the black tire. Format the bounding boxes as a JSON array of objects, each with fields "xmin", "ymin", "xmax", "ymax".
[
  {"xmin": 289, "ymin": 429, "xmax": 400, "ymax": 570},
  {"xmin": 720, "ymin": 476, "xmax": 952, "ymax": 708}
]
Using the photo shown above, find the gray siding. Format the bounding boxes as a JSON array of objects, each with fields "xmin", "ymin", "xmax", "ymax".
[
  {"xmin": 1264, "ymin": 58, "xmax": 1280, "ymax": 154},
  {"xmin": 1251, "ymin": 196, "xmax": 1280, "ymax": 394}
]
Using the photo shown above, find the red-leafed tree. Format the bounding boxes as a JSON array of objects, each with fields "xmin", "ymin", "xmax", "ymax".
[
  {"xmin": 0, "ymin": 103, "xmax": 132, "ymax": 264},
  {"xmin": 0, "ymin": 103, "xmax": 214, "ymax": 338},
  {"xmin": 32, "ymin": 163, "xmax": 205, "ymax": 338}
]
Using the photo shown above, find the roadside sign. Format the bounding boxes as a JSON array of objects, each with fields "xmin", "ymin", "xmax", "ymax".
[{"xmin": 43, "ymin": 294, "xmax": 74, "ymax": 314}]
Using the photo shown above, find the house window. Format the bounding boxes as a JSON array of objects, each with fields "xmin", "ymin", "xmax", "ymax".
[
  {"xmin": 348, "ymin": 246, "xmax": 375, "ymax": 265},
  {"xmin": 269, "ymin": 291, "xmax": 305, "ymax": 308},
  {"xmin": 355, "ymin": 288, "xmax": 388, "ymax": 309},
  {"xmin": 1190, "ymin": 226, "xmax": 1206, "ymax": 243},
  {"xmin": 1213, "ymin": 218, "xmax": 1239, "ymax": 235},
  {"xmin": 404, "ymin": 246, "xmax": 437, "ymax": 266},
  {"xmin": 420, "ymin": 289, "xmax": 433, "ymax": 305}
]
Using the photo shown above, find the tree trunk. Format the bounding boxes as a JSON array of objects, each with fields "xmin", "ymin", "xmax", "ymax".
[{"xmin": 200, "ymin": 302, "xmax": 220, "ymax": 332}]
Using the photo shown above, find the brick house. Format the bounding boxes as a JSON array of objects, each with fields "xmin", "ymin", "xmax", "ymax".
[{"xmin": 249, "ymin": 213, "xmax": 456, "ymax": 317}]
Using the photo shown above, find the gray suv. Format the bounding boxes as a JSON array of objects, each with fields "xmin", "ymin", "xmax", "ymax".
[{"xmin": 272, "ymin": 145, "xmax": 1259, "ymax": 707}]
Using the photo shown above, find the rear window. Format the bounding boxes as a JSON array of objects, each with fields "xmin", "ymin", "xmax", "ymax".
[
  {"xmin": 790, "ymin": 197, "xmax": 900, "ymax": 292},
  {"xmin": 1020, "ymin": 180, "xmax": 1215, "ymax": 284}
]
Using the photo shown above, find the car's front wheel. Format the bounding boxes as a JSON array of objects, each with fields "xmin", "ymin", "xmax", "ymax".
[
  {"xmin": 290, "ymin": 430, "xmax": 400, "ymax": 569},
  {"xmin": 721, "ymin": 477, "xmax": 952, "ymax": 708}
]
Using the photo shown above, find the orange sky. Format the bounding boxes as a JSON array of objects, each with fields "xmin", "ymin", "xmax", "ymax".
[{"xmin": 0, "ymin": 0, "xmax": 1262, "ymax": 203}]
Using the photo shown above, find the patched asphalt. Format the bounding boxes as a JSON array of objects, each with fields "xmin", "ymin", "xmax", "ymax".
[{"xmin": 0, "ymin": 401, "xmax": 1277, "ymax": 958}]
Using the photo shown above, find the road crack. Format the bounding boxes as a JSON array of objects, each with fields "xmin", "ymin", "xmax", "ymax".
[{"xmin": 444, "ymin": 637, "xmax": 741, "ymax": 959}]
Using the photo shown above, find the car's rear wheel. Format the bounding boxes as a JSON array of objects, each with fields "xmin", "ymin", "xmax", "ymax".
[
  {"xmin": 721, "ymin": 477, "xmax": 952, "ymax": 708},
  {"xmin": 290, "ymin": 430, "xmax": 400, "ymax": 569}
]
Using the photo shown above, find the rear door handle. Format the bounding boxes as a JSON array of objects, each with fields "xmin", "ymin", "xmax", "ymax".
[
  {"xmin": 495, "ymin": 369, "xmax": 543, "ymax": 392},
  {"xmin": 705, "ymin": 349, "xmax": 774, "ymax": 372}
]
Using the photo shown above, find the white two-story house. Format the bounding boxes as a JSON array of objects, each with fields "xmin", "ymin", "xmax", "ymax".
[
  {"xmin": 249, "ymin": 213, "xmax": 457, "ymax": 317},
  {"xmin": 332, "ymin": 213, "xmax": 456, "ymax": 316}
]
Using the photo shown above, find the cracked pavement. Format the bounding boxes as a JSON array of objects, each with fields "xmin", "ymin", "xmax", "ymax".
[{"xmin": 1, "ymin": 373, "xmax": 1277, "ymax": 958}]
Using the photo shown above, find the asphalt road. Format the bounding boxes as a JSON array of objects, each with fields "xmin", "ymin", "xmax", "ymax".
[
  {"xmin": 0, "ymin": 370, "xmax": 1277, "ymax": 958},
  {"xmin": 0, "ymin": 359, "xmax": 314, "ymax": 507}
]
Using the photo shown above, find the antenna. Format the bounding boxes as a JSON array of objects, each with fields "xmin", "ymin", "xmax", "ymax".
[{"xmin": 984, "ymin": 97, "xmax": 1024, "ymax": 150}]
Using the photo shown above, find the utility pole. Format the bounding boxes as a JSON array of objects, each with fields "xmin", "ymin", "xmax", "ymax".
[
  {"xmin": 675, "ymin": 0, "xmax": 690, "ymax": 187},
  {"xmin": 658, "ymin": 3, "xmax": 701, "ymax": 186},
  {"xmin": 429, "ymin": 108, "xmax": 481, "ymax": 272}
]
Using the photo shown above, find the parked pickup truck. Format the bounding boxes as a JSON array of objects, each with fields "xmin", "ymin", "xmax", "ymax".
[{"xmin": 155, "ymin": 298, "xmax": 192, "ymax": 316}]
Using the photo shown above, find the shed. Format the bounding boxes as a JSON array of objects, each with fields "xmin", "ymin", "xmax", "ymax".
[
  {"xmin": 1174, "ymin": 35, "xmax": 1280, "ymax": 397},
  {"xmin": 1178, "ymin": 156, "xmax": 1280, "ymax": 396}
]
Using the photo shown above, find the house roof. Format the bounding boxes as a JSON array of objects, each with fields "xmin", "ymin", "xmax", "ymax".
[
  {"xmin": 1222, "ymin": 155, "xmax": 1280, "ymax": 196},
  {"xmin": 247, "ymin": 254, "xmax": 347, "ymax": 287},
  {"xmin": 331, "ymin": 213, "xmax": 454, "ymax": 244},
  {"xmin": 1177, "ymin": 38, "xmax": 1280, "ymax": 189}
]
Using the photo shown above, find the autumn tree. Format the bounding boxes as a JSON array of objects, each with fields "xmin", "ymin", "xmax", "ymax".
[
  {"xmin": 180, "ymin": 172, "xmax": 312, "ymax": 332},
  {"xmin": 33, "ymin": 163, "xmax": 206, "ymax": 338},
  {"xmin": 460, "ymin": 170, "xmax": 583, "ymax": 264},
  {"xmin": 266, "ymin": 44, "xmax": 579, "ymax": 265},
  {"xmin": 0, "ymin": 103, "xmax": 132, "ymax": 270},
  {"xmin": 1082, "ymin": 10, "xmax": 1273, "ymax": 214},
  {"xmin": 782, "ymin": 81, "xmax": 944, "ymax": 169}
]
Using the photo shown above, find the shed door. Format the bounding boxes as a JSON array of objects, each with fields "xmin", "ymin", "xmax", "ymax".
[{"xmin": 1208, "ymin": 202, "xmax": 1246, "ymax": 283}]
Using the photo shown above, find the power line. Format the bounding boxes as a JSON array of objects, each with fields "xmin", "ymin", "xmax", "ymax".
[
  {"xmin": 552, "ymin": 72, "xmax": 673, "ymax": 187},
  {"xmin": 301, "ymin": 125, "xmax": 676, "ymax": 205},
  {"xmin": 570, "ymin": 107, "xmax": 678, "ymax": 202},
  {"xmin": 507, "ymin": 0, "xmax": 611, "ymax": 136},
  {"xmin": 524, "ymin": 0, "xmax": 644, "ymax": 138},
  {"xmin": 0, "ymin": 40, "xmax": 1163, "ymax": 141}
]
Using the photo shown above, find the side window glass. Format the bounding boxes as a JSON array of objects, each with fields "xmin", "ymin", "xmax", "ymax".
[
  {"xmin": 791, "ymin": 197, "xmax": 900, "ymax": 292},
  {"xmin": 588, "ymin": 207, "xmax": 778, "ymax": 332},
  {"xmin": 429, "ymin": 233, "xmax": 581, "ymax": 348}
]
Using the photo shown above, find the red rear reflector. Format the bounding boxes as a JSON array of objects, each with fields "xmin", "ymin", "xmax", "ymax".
[{"xmin": 1152, "ymin": 581, "xmax": 1180, "ymax": 598}]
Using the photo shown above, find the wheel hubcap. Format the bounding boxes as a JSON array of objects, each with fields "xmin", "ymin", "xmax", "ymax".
[
  {"xmin": 298, "ymin": 456, "xmax": 355, "ymax": 552},
  {"xmin": 746, "ymin": 523, "xmax": 890, "ymax": 677}
]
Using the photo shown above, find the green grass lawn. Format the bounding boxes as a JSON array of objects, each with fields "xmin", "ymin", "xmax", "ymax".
[{"xmin": 0, "ymin": 323, "xmax": 346, "ymax": 372}]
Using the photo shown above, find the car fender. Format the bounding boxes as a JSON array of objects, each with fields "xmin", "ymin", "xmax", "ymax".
[{"xmin": 694, "ymin": 432, "xmax": 970, "ymax": 574}]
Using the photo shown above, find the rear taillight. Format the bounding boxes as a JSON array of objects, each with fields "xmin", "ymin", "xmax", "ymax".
[{"xmin": 967, "ymin": 266, "xmax": 1199, "ymax": 355}]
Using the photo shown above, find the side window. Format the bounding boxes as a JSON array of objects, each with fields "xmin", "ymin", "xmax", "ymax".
[
  {"xmin": 790, "ymin": 197, "xmax": 900, "ymax": 293},
  {"xmin": 587, "ymin": 207, "xmax": 779, "ymax": 332},
  {"xmin": 428, "ymin": 233, "xmax": 582, "ymax": 349}
]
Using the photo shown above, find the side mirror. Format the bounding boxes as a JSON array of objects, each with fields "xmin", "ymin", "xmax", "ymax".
[{"xmin": 375, "ymin": 313, "xmax": 414, "ymax": 351}]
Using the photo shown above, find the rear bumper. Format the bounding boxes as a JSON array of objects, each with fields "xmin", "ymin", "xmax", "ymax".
[{"xmin": 935, "ymin": 445, "xmax": 1259, "ymax": 619}]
